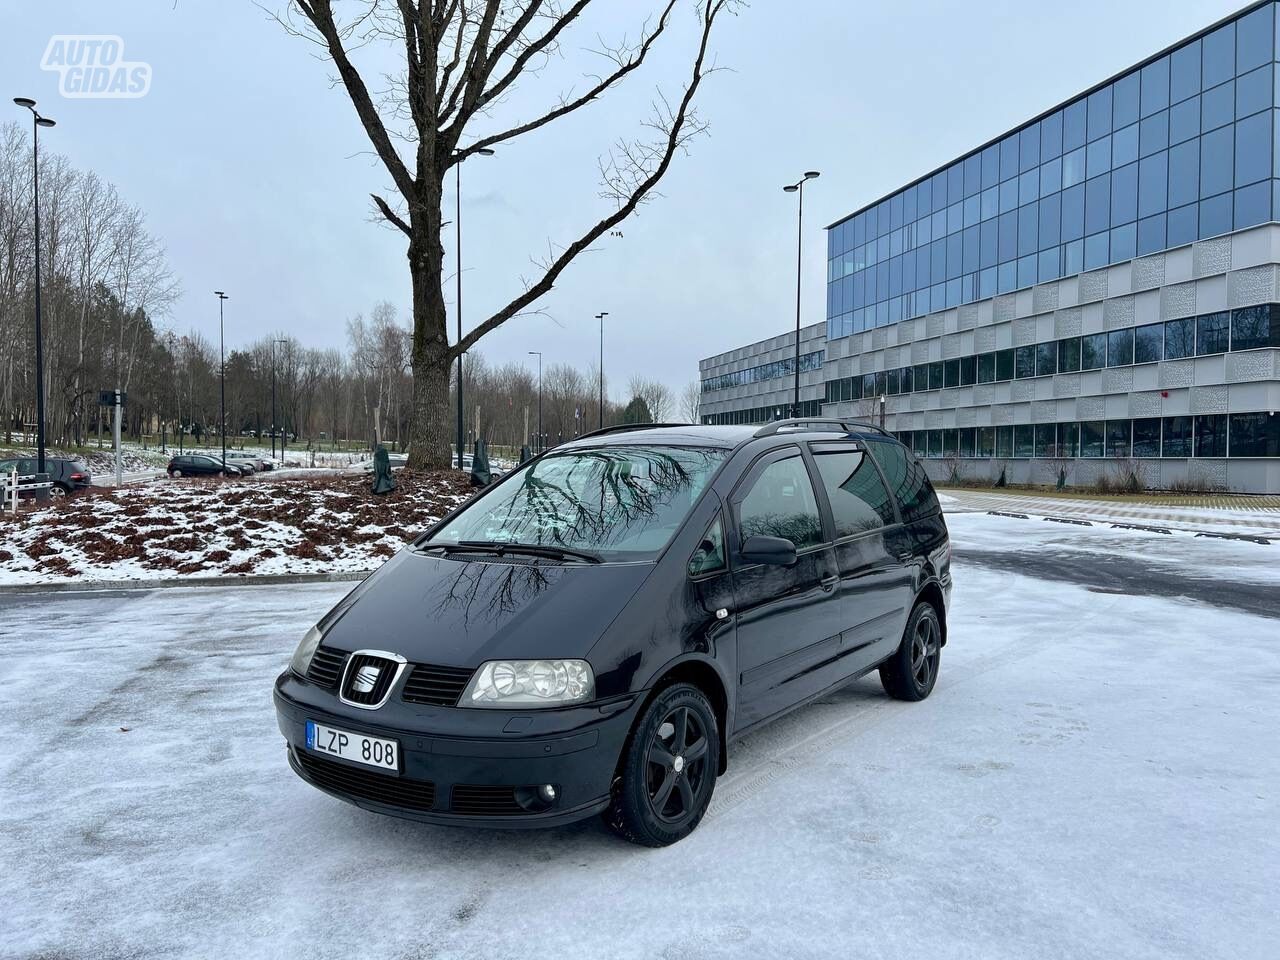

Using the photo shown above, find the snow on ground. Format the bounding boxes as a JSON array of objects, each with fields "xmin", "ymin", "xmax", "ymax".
[
  {"xmin": 941, "ymin": 488, "xmax": 1280, "ymax": 538},
  {"xmin": 0, "ymin": 471, "xmax": 473, "ymax": 584},
  {"xmin": 0, "ymin": 443, "xmax": 168, "ymax": 475},
  {"xmin": 1, "ymin": 518, "xmax": 1275, "ymax": 959}
]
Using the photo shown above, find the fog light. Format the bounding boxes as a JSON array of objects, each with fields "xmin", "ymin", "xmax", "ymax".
[{"xmin": 514, "ymin": 783, "xmax": 559, "ymax": 812}]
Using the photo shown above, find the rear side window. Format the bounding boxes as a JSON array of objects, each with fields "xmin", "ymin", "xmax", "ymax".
[
  {"xmin": 736, "ymin": 455, "xmax": 823, "ymax": 549},
  {"xmin": 812, "ymin": 449, "xmax": 895, "ymax": 536},
  {"xmin": 865, "ymin": 439, "xmax": 940, "ymax": 524}
]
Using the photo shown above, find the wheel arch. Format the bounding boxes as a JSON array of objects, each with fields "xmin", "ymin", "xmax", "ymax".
[{"xmin": 914, "ymin": 578, "xmax": 948, "ymax": 647}]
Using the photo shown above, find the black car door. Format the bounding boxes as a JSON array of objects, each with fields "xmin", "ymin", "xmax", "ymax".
[
  {"xmin": 729, "ymin": 446, "xmax": 843, "ymax": 731},
  {"xmin": 808, "ymin": 442, "xmax": 914, "ymax": 672}
]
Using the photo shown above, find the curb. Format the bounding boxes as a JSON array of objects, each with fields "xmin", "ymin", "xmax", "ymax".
[{"xmin": 0, "ymin": 569, "xmax": 371, "ymax": 596}]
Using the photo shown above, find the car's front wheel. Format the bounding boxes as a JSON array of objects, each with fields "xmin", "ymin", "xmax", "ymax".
[
  {"xmin": 171, "ymin": 469, "xmax": 183, "ymax": 478},
  {"xmin": 880, "ymin": 600, "xmax": 942, "ymax": 701},
  {"xmin": 605, "ymin": 682, "xmax": 719, "ymax": 847}
]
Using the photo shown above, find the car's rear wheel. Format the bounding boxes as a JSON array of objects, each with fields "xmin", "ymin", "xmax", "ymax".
[
  {"xmin": 880, "ymin": 601, "xmax": 942, "ymax": 702},
  {"xmin": 605, "ymin": 682, "xmax": 719, "ymax": 847},
  {"xmin": 50, "ymin": 484, "xmax": 67, "ymax": 498}
]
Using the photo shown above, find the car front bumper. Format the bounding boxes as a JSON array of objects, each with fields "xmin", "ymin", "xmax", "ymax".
[{"xmin": 273, "ymin": 671, "xmax": 641, "ymax": 829}]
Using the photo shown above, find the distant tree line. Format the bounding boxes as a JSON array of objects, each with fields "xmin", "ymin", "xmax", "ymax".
[{"xmin": 0, "ymin": 120, "xmax": 699, "ymax": 455}]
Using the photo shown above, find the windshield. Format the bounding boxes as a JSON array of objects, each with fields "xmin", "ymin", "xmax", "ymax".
[{"xmin": 428, "ymin": 445, "xmax": 728, "ymax": 561}]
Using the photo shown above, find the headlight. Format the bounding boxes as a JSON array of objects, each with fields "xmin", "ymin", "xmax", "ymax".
[
  {"xmin": 460, "ymin": 659, "xmax": 595, "ymax": 708},
  {"xmin": 289, "ymin": 624, "xmax": 324, "ymax": 677}
]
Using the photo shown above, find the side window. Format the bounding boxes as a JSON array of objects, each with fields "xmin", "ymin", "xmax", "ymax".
[
  {"xmin": 813, "ymin": 449, "xmax": 895, "ymax": 536},
  {"xmin": 17, "ymin": 459, "xmax": 37, "ymax": 475},
  {"xmin": 865, "ymin": 439, "xmax": 940, "ymax": 524},
  {"xmin": 736, "ymin": 455, "xmax": 824, "ymax": 550},
  {"xmin": 688, "ymin": 513, "xmax": 726, "ymax": 577}
]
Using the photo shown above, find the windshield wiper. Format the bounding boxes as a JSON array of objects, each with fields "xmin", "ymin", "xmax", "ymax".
[{"xmin": 427, "ymin": 540, "xmax": 603, "ymax": 564}]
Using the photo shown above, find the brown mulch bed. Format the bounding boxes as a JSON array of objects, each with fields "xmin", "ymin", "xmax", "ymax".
[{"xmin": 0, "ymin": 469, "xmax": 475, "ymax": 582}]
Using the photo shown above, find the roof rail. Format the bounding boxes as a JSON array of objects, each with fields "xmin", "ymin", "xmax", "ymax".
[
  {"xmin": 570, "ymin": 422, "xmax": 694, "ymax": 442},
  {"xmin": 752, "ymin": 417, "xmax": 893, "ymax": 439}
]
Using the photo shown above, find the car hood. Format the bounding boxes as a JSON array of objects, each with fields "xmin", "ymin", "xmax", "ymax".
[{"xmin": 320, "ymin": 548, "xmax": 654, "ymax": 666}]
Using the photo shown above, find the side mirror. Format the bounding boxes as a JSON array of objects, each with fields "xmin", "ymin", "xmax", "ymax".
[{"xmin": 740, "ymin": 535, "xmax": 797, "ymax": 567}]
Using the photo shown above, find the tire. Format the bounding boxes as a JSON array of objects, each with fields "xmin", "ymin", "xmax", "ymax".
[
  {"xmin": 880, "ymin": 601, "xmax": 942, "ymax": 702},
  {"xmin": 50, "ymin": 484, "xmax": 68, "ymax": 498},
  {"xmin": 217, "ymin": 470, "xmax": 226, "ymax": 478},
  {"xmin": 604, "ymin": 682, "xmax": 719, "ymax": 847},
  {"xmin": 171, "ymin": 470, "xmax": 183, "ymax": 479}
]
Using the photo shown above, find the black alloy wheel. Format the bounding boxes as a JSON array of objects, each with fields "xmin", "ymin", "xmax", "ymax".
[
  {"xmin": 646, "ymin": 704, "xmax": 711, "ymax": 824},
  {"xmin": 606, "ymin": 682, "xmax": 719, "ymax": 846},
  {"xmin": 880, "ymin": 601, "xmax": 942, "ymax": 702}
]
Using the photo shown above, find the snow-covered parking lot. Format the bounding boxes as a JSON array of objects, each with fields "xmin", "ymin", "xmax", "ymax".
[{"xmin": 2, "ymin": 512, "xmax": 1276, "ymax": 959}]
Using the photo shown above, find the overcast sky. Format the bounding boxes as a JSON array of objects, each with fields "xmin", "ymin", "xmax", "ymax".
[{"xmin": 0, "ymin": 0, "xmax": 1247, "ymax": 399}]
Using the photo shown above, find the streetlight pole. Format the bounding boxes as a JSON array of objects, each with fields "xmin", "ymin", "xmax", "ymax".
[
  {"xmin": 13, "ymin": 98, "xmax": 54, "ymax": 476},
  {"xmin": 783, "ymin": 170, "xmax": 820, "ymax": 418},
  {"xmin": 271, "ymin": 338, "xmax": 287, "ymax": 460},
  {"xmin": 454, "ymin": 147, "xmax": 495, "ymax": 469},
  {"xmin": 595, "ymin": 311, "xmax": 609, "ymax": 429},
  {"xmin": 271, "ymin": 340, "xmax": 277, "ymax": 460},
  {"xmin": 276, "ymin": 339, "xmax": 288, "ymax": 463},
  {"xmin": 214, "ymin": 292, "xmax": 228, "ymax": 467},
  {"xmin": 528, "ymin": 351, "xmax": 542, "ymax": 453}
]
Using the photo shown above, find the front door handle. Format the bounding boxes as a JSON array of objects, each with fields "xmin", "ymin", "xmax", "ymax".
[{"xmin": 820, "ymin": 575, "xmax": 839, "ymax": 592}]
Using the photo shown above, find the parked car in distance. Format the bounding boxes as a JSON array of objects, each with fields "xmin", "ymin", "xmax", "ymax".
[
  {"xmin": 224, "ymin": 457, "xmax": 259, "ymax": 475},
  {"xmin": 358, "ymin": 452, "xmax": 408, "ymax": 472},
  {"xmin": 276, "ymin": 419, "xmax": 951, "ymax": 846},
  {"xmin": 0, "ymin": 456, "xmax": 92, "ymax": 497},
  {"xmin": 167, "ymin": 454, "xmax": 242, "ymax": 478}
]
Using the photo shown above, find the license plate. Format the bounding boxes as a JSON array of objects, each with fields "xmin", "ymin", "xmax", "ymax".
[{"xmin": 305, "ymin": 720, "xmax": 399, "ymax": 773}]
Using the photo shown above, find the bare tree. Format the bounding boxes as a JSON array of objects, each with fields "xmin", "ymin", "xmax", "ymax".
[
  {"xmin": 627, "ymin": 375, "xmax": 672, "ymax": 421},
  {"xmin": 276, "ymin": 0, "xmax": 738, "ymax": 467},
  {"xmin": 680, "ymin": 380, "xmax": 700, "ymax": 423}
]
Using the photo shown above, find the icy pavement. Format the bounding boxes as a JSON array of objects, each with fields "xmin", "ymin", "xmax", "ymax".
[
  {"xmin": 2, "ymin": 520, "xmax": 1276, "ymax": 959},
  {"xmin": 941, "ymin": 489, "xmax": 1280, "ymax": 538}
]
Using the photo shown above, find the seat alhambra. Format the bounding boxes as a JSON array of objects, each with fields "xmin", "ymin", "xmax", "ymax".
[{"xmin": 275, "ymin": 419, "xmax": 951, "ymax": 846}]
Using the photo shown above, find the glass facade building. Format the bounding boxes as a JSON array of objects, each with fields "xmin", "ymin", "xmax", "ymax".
[
  {"xmin": 825, "ymin": 2, "xmax": 1280, "ymax": 340},
  {"xmin": 700, "ymin": 2, "xmax": 1280, "ymax": 492}
]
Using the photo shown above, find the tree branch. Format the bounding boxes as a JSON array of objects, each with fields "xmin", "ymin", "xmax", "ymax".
[
  {"xmin": 456, "ymin": 0, "xmax": 675, "ymax": 163},
  {"xmin": 371, "ymin": 193, "xmax": 412, "ymax": 236},
  {"xmin": 294, "ymin": 0, "xmax": 417, "ymax": 206},
  {"xmin": 437, "ymin": 0, "xmax": 503, "ymax": 145},
  {"xmin": 453, "ymin": 0, "xmax": 733, "ymax": 360}
]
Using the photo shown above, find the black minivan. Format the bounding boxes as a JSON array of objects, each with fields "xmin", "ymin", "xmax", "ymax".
[{"xmin": 275, "ymin": 419, "xmax": 951, "ymax": 846}]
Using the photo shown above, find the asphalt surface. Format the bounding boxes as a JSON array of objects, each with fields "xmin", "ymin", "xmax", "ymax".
[{"xmin": 955, "ymin": 546, "xmax": 1280, "ymax": 620}]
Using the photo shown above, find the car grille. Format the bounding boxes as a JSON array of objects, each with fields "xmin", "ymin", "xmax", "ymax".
[
  {"xmin": 450, "ymin": 784, "xmax": 524, "ymax": 816},
  {"xmin": 294, "ymin": 749, "xmax": 436, "ymax": 811},
  {"xmin": 340, "ymin": 653, "xmax": 401, "ymax": 706},
  {"xmin": 401, "ymin": 664, "xmax": 475, "ymax": 706},
  {"xmin": 306, "ymin": 646, "xmax": 347, "ymax": 688}
]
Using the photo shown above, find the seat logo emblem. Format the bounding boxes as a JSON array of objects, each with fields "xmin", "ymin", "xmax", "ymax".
[{"xmin": 352, "ymin": 664, "xmax": 381, "ymax": 693}]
